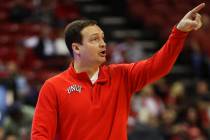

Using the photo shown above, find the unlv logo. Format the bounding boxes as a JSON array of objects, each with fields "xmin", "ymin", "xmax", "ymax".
[{"xmin": 67, "ymin": 84, "xmax": 82, "ymax": 94}]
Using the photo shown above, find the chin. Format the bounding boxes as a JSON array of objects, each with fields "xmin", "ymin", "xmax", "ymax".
[{"xmin": 98, "ymin": 58, "xmax": 106, "ymax": 65}]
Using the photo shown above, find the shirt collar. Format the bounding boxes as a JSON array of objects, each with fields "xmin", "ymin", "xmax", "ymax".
[
  {"xmin": 90, "ymin": 68, "xmax": 99, "ymax": 84},
  {"xmin": 68, "ymin": 63, "xmax": 108, "ymax": 84}
]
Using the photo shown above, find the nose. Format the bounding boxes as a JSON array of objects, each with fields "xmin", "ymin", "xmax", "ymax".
[{"xmin": 100, "ymin": 39, "xmax": 106, "ymax": 48}]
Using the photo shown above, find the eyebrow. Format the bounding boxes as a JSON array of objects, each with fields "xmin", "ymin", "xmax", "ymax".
[{"xmin": 89, "ymin": 32, "xmax": 104, "ymax": 37}]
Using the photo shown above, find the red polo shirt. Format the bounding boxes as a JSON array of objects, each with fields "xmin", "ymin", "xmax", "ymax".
[{"xmin": 31, "ymin": 27, "xmax": 188, "ymax": 140}]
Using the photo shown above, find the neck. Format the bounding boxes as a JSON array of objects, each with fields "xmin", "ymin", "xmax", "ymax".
[{"xmin": 73, "ymin": 60, "xmax": 99, "ymax": 78}]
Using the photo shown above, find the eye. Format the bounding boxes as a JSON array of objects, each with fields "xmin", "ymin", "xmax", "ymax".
[{"xmin": 90, "ymin": 37, "xmax": 99, "ymax": 42}]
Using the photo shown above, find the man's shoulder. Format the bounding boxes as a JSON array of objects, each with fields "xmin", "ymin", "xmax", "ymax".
[
  {"xmin": 103, "ymin": 63, "xmax": 132, "ymax": 74},
  {"xmin": 105, "ymin": 63, "xmax": 131, "ymax": 70}
]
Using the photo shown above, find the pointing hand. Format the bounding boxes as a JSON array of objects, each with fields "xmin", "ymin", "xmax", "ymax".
[{"xmin": 176, "ymin": 3, "xmax": 205, "ymax": 32}]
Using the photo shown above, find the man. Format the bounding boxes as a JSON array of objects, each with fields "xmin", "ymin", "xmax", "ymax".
[{"xmin": 31, "ymin": 3, "xmax": 205, "ymax": 140}]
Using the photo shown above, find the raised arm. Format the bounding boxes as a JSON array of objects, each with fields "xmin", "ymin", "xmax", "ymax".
[{"xmin": 125, "ymin": 3, "xmax": 205, "ymax": 93}]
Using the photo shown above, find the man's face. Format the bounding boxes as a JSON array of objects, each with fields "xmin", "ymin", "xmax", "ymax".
[{"xmin": 78, "ymin": 25, "xmax": 106, "ymax": 66}]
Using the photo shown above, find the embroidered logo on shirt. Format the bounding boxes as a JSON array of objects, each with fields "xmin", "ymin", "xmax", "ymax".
[{"xmin": 67, "ymin": 84, "xmax": 82, "ymax": 94}]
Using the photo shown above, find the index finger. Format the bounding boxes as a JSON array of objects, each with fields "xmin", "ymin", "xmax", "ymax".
[{"xmin": 191, "ymin": 3, "xmax": 205, "ymax": 13}]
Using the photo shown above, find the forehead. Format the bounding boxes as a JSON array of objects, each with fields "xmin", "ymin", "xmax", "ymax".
[{"xmin": 81, "ymin": 25, "xmax": 104, "ymax": 37}]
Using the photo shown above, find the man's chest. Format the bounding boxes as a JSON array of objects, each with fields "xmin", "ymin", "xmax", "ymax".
[{"xmin": 56, "ymin": 81, "xmax": 117, "ymax": 118}]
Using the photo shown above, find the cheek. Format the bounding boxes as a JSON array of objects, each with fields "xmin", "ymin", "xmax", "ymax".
[
  {"xmin": 81, "ymin": 45, "xmax": 97, "ymax": 58},
  {"xmin": 86, "ymin": 44, "xmax": 99, "ymax": 54}
]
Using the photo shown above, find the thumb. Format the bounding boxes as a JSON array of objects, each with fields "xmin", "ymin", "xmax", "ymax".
[
  {"xmin": 195, "ymin": 13, "xmax": 202, "ymax": 22},
  {"xmin": 194, "ymin": 13, "xmax": 202, "ymax": 30},
  {"xmin": 189, "ymin": 20, "xmax": 199, "ymax": 28}
]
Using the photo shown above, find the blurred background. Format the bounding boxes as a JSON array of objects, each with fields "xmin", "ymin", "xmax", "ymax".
[{"xmin": 0, "ymin": 0, "xmax": 210, "ymax": 139}]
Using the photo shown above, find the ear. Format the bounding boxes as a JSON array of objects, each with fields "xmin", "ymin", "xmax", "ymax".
[{"xmin": 72, "ymin": 43, "xmax": 81, "ymax": 55}]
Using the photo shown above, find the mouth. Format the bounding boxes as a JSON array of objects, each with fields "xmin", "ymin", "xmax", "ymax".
[{"xmin": 99, "ymin": 50, "xmax": 106, "ymax": 57}]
